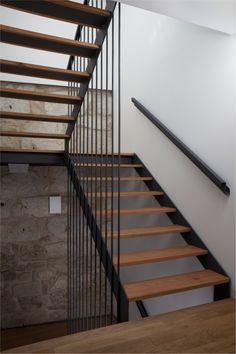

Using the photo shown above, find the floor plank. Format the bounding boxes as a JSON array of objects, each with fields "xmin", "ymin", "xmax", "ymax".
[{"xmin": 3, "ymin": 299, "xmax": 235, "ymax": 353}]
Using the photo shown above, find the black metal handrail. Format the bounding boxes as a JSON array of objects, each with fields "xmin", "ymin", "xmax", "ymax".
[{"xmin": 131, "ymin": 98, "xmax": 230, "ymax": 195}]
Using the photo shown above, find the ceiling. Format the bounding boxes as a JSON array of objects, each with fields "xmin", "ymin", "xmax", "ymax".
[{"xmin": 119, "ymin": 0, "xmax": 236, "ymax": 34}]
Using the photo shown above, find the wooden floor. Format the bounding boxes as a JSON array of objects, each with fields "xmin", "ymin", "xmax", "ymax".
[
  {"xmin": 3, "ymin": 299, "xmax": 235, "ymax": 353},
  {"xmin": 1, "ymin": 321, "xmax": 68, "ymax": 352},
  {"xmin": 1, "ymin": 317, "xmax": 110, "ymax": 351}
]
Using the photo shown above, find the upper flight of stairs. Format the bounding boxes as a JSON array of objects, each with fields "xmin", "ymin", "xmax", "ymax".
[
  {"xmin": 0, "ymin": 0, "xmax": 111, "ymax": 150},
  {"xmin": 1, "ymin": 0, "xmax": 111, "ymax": 28}
]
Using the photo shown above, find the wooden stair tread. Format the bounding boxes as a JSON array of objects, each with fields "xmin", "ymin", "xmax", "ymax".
[
  {"xmin": 0, "ymin": 24, "xmax": 99, "ymax": 58},
  {"xmin": 82, "ymin": 152, "xmax": 135, "ymax": 157},
  {"xmin": 114, "ymin": 245, "xmax": 208, "ymax": 267},
  {"xmin": 76, "ymin": 163, "xmax": 143, "ymax": 168},
  {"xmin": 80, "ymin": 177, "xmax": 152, "ymax": 181},
  {"xmin": 108, "ymin": 225, "xmax": 191, "ymax": 239},
  {"xmin": 0, "ymin": 131, "xmax": 69, "ymax": 139},
  {"xmin": 124, "ymin": 270, "xmax": 229, "ymax": 301},
  {"xmin": 0, "ymin": 111, "xmax": 74, "ymax": 123},
  {"xmin": 75, "ymin": 153, "xmax": 135, "ymax": 156},
  {"xmin": 97, "ymin": 207, "xmax": 176, "ymax": 216},
  {"xmin": 0, "ymin": 148, "xmax": 64, "ymax": 153},
  {"xmin": 88, "ymin": 191, "xmax": 164, "ymax": 198},
  {"xmin": 0, "ymin": 87, "xmax": 82, "ymax": 104},
  {"xmin": 0, "ymin": 59, "xmax": 90, "ymax": 82},
  {"xmin": 0, "ymin": 0, "xmax": 111, "ymax": 29}
]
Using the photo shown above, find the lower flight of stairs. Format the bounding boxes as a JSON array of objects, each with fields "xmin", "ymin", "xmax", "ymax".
[{"xmin": 74, "ymin": 152, "xmax": 230, "ymax": 308}]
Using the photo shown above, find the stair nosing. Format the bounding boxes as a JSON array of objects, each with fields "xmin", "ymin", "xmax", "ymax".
[
  {"xmin": 0, "ymin": 111, "xmax": 75, "ymax": 123},
  {"xmin": 124, "ymin": 270, "xmax": 229, "ymax": 301},
  {"xmin": 108, "ymin": 225, "xmax": 191, "ymax": 239},
  {"xmin": 0, "ymin": 59, "xmax": 90, "ymax": 83},
  {"xmin": 114, "ymin": 245, "xmax": 208, "ymax": 267}
]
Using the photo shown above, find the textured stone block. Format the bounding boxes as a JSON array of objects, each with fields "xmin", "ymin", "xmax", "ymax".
[
  {"xmin": 47, "ymin": 216, "xmax": 67, "ymax": 241},
  {"xmin": 18, "ymin": 295, "xmax": 43, "ymax": 312},
  {"xmin": 49, "ymin": 288, "xmax": 67, "ymax": 305},
  {"xmin": 48, "ymin": 310, "xmax": 67, "ymax": 322},
  {"xmin": 26, "ymin": 309, "xmax": 49, "ymax": 326},
  {"xmin": 46, "ymin": 242, "xmax": 66, "ymax": 259},
  {"xmin": 13, "ymin": 281, "xmax": 42, "ymax": 297},
  {"xmin": 1, "ymin": 218, "xmax": 44, "ymax": 242},
  {"xmin": 20, "ymin": 243, "xmax": 47, "ymax": 261}
]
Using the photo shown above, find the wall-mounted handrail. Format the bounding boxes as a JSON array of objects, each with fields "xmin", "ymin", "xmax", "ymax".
[{"xmin": 131, "ymin": 98, "xmax": 230, "ymax": 195}]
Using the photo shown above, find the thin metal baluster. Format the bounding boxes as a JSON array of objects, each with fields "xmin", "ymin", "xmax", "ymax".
[
  {"xmin": 69, "ymin": 82, "xmax": 72, "ymax": 334},
  {"xmin": 81, "ymin": 26, "xmax": 86, "ymax": 332},
  {"xmin": 85, "ymin": 23, "xmax": 89, "ymax": 331},
  {"xmin": 78, "ymin": 71, "xmax": 82, "ymax": 334},
  {"xmin": 75, "ymin": 55, "xmax": 79, "ymax": 333},
  {"xmin": 67, "ymin": 80, "xmax": 69, "ymax": 335},
  {"xmin": 105, "ymin": 31, "xmax": 108, "ymax": 326},
  {"xmin": 67, "ymin": 150, "xmax": 70, "ymax": 334},
  {"xmin": 117, "ymin": 2, "xmax": 121, "ymax": 322},
  {"xmin": 100, "ymin": 0, "xmax": 103, "ymax": 327},
  {"xmin": 94, "ymin": 60, "xmax": 98, "ymax": 329},
  {"xmin": 111, "ymin": 13, "xmax": 114, "ymax": 325},
  {"xmin": 72, "ymin": 60, "xmax": 75, "ymax": 334},
  {"xmin": 74, "ymin": 60, "xmax": 77, "ymax": 333},
  {"xmin": 90, "ymin": 19, "xmax": 94, "ymax": 330},
  {"xmin": 78, "ymin": 107, "xmax": 82, "ymax": 334},
  {"xmin": 79, "ymin": 41, "xmax": 82, "ymax": 334},
  {"xmin": 99, "ymin": 41, "xmax": 103, "ymax": 328}
]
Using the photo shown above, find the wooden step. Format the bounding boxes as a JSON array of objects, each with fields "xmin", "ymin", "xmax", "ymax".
[
  {"xmin": 97, "ymin": 207, "xmax": 176, "ymax": 217},
  {"xmin": 0, "ymin": 59, "xmax": 90, "ymax": 82},
  {"xmin": 0, "ymin": 25, "xmax": 99, "ymax": 58},
  {"xmin": 0, "ymin": 111, "xmax": 74, "ymax": 123},
  {"xmin": 0, "ymin": 0, "xmax": 111, "ymax": 29},
  {"xmin": 71, "ymin": 152, "xmax": 135, "ymax": 157},
  {"xmin": 76, "ymin": 153, "xmax": 135, "ymax": 157},
  {"xmin": 124, "ymin": 270, "xmax": 229, "ymax": 301},
  {"xmin": 76, "ymin": 163, "xmax": 143, "ymax": 168},
  {"xmin": 108, "ymin": 225, "xmax": 191, "ymax": 239},
  {"xmin": 80, "ymin": 177, "xmax": 153, "ymax": 181},
  {"xmin": 114, "ymin": 245, "xmax": 208, "ymax": 267},
  {"xmin": 0, "ymin": 131, "xmax": 69, "ymax": 139},
  {"xmin": 0, "ymin": 148, "xmax": 64, "ymax": 153},
  {"xmin": 0, "ymin": 87, "xmax": 82, "ymax": 104},
  {"xmin": 88, "ymin": 191, "xmax": 164, "ymax": 198}
]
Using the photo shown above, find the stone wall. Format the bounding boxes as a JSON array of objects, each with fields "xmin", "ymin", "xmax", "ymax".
[
  {"xmin": 0, "ymin": 81, "xmax": 113, "ymax": 328},
  {"xmin": 1, "ymin": 166, "xmax": 68, "ymax": 328}
]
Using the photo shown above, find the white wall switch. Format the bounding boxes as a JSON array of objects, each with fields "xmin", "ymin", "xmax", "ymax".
[{"xmin": 49, "ymin": 196, "xmax": 61, "ymax": 214}]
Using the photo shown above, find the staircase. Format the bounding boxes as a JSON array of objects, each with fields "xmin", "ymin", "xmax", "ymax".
[
  {"xmin": 74, "ymin": 153, "xmax": 229, "ymax": 310},
  {"xmin": 0, "ymin": 0, "xmax": 230, "ymax": 336}
]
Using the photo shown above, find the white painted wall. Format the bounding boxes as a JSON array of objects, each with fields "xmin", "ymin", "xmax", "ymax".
[
  {"xmin": 119, "ymin": 3, "xmax": 235, "ymax": 318},
  {"xmin": 119, "ymin": 0, "xmax": 236, "ymax": 34}
]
